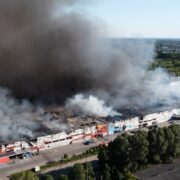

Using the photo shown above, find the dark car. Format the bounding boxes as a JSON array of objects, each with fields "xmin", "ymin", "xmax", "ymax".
[{"xmin": 83, "ymin": 140, "xmax": 93, "ymax": 145}]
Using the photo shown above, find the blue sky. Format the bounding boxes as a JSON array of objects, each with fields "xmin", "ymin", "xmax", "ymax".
[{"xmin": 82, "ymin": 0, "xmax": 180, "ymax": 38}]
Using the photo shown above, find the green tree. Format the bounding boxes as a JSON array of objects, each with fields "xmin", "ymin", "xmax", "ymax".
[
  {"xmin": 102, "ymin": 164, "xmax": 111, "ymax": 180},
  {"xmin": 58, "ymin": 175, "xmax": 69, "ymax": 180},
  {"xmin": 148, "ymin": 129, "xmax": 161, "ymax": 163},
  {"xmin": 98, "ymin": 146, "xmax": 108, "ymax": 171},
  {"xmin": 169, "ymin": 125, "xmax": 180, "ymax": 157},
  {"xmin": 108, "ymin": 135, "xmax": 130, "ymax": 172},
  {"xmin": 111, "ymin": 167, "xmax": 124, "ymax": 180},
  {"xmin": 128, "ymin": 131, "xmax": 149, "ymax": 171},
  {"xmin": 163, "ymin": 127, "xmax": 175, "ymax": 162},
  {"xmin": 84, "ymin": 162, "xmax": 95, "ymax": 180},
  {"xmin": 69, "ymin": 163, "xmax": 85, "ymax": 180},
  {"xmin": 10, "ymin": 171, "xmax": 39, "ymax": 180},
  {"xmin": 43, "ymin": 174, "xmax": 54, "ymax": 180},
  {"xmin": 156, "ymin": 128, "xmax": 168, "ymax": 162},
  {"xmin": 123, "ymin": 171, "xmax": 137, "ymax": 180}
]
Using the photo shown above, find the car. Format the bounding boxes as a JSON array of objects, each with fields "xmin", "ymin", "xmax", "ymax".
[{"xmin": 83, "ymin": 140, "xmax": 93, "ymax": 145}]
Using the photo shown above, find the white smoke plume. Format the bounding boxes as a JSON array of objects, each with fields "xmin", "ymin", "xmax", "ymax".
[
  {"xmin": 66, "ymin": 94, "xmax": 120, "ymax": 117},
  {"xmin": 0, "ymin": 88, "xmax": 39, "ymax": 141},
  {"xmin": 0, "ymin": 88, "xmax": 67, "ymax": 142},
  {"xmin": 145, "ymin": 69, "xmax": 180, "ymax": 107}
]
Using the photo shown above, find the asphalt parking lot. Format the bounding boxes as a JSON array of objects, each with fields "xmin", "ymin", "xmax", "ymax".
[{"xmin": 135, "ymin": 158, "xmax": 180, "ymax": 180}]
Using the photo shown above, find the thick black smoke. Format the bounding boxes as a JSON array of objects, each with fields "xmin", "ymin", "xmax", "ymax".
[
  {"xmin": 0, "ymin": 0, "xmax": 101, "ymax": 103},
  {"xmin": 0, "ymin": 0, "xmax": 179, "ymax": 110},
  {"xmin": 0, "ymin": 0, "xmax": 180, "ymax": 141}
]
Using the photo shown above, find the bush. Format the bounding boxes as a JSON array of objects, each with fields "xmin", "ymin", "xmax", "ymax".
[
  {"xmin": 42, "ymin": 174, "xmax": 54, "ymax": 180},
  {"xmin": 10, "ymin": 171, "xmax": 39, "ymax": 180},
  {"xmin": 58, "ymin": 175, "xmax": 69, "ymax": 180}
]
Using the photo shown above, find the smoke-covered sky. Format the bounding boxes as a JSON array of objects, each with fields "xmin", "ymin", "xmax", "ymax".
[
  {"xmin": 0, "ymin": 0, "xmax": 179, "ymax": 107},
  {"xmin": 0, "ymin": 0, "xmax": 179, "ymax": 141}
]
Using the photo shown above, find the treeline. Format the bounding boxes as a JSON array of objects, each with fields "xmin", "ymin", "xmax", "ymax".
[
  {"xmin": 10, "ymin": 162, "xmax": 95, "ymax": 180},
  {"xmin": 98, "ymin": 124, "xmax": 180, "ymax": 180},
  {"xmin": 150, "ymin": 51, "xmax": 180, "ymax": 76},
  {"xmin": 156, "ymin": 52, "xmax": 180, "ymax": 59},
  {"xmin": 42, "ymin": 162, "xmax": 95, "ymax": 180}
]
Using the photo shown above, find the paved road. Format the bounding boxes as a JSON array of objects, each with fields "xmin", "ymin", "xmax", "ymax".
[{"xmin": 40, "ymin": 155, "xmax": 98, "ymax": 178}]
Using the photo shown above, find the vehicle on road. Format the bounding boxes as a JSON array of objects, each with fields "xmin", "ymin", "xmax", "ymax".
[{"xmin": 83, "ymin": 140, "xmax": 94, "ymax": 145}]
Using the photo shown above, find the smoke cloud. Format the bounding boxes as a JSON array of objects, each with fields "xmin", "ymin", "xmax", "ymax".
[
  {"xmin": 0, "ymin": 0, "xmax": 179, "ymax": 122},
  {"xmin": 0, "ymin": 0, "xmax": 156, "ymax": 104},
  {"xmin": 0, "ymin": 88, "xmax": 68, "ymax": 142},
  {"xmin": 0, "ymin": 88, "xmax": 39, "ymax": 142},
  {"xmin": 66, "ymin": 94, "xmax": 120, "ymax": 117},
  {"xmin": 0, "ymin": 0, "xmax": 154, "ymax": 105},
  {"xmin": 0, "ymin": 0, "xmax": 98, "ymax": 103}
]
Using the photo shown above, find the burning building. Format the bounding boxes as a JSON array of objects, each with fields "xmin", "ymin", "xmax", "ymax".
[
  {"xmin": 0, "ymin": 107, "xmax": 180, "ymax": 165},
  {"xmin": 0, "ymin": 0, "xmax": 179, "ymax": 164}
]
